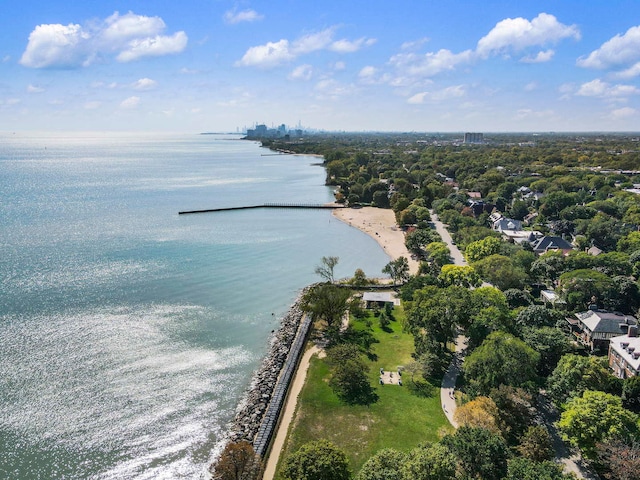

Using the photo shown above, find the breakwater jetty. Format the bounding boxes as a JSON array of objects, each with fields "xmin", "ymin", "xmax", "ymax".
[
  {"xmin": 179, "ymin": 203, "xmax": 343, "ymax": 215},
  {"xmin": 222, "ymin": 288, "xmax": 314, "ymax": 458}
]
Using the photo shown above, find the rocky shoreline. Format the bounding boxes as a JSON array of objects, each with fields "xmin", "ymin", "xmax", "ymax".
[{"xmin": 226, "ymin": 288, "xmax": 311, "ymax": 449}]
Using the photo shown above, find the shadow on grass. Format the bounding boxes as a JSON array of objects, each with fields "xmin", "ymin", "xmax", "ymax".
[{"xmin": 407, "ymin": 380, "xmax": 438, "ymax": 398}]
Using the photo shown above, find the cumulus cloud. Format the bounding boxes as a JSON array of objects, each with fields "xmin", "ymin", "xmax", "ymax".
[
  {"xmin": 389, "ymin": 49, "xmax": 474, "ymax": 77},
  {"xmin": 578, "ymin": 25, "xmax": 640, "ymax": 71},
  {"xmin": 576, "ymin": 79, "xmax": 640, "ymax": 98},
  {"xmin": 223, "ymin": 8, "xmax": 264, "ymax": 24},
  {"xmin": 20, "ymin": 11, "xmax": 187, "ymax": 68},
  {"xmin": 476, "ymin": 13, "xmax": 580, "ymax": 58},
  {"xmin": 120, "ymin": 96, "xmax": 140, "ymax": 109},
  {"xmin": 610, "ymin": 107, "xmax": 637, "ymax": 119},
  {"xmin": 289, "ymin": 64, "xmax": 313, "ymax": 81},
  {"xmin": 520, "ymin": 49, "xmax": 555, "ymax": 63},
  {"xmin": 236, "ymin": 27, "xmax": 375, "ymax": 68},
  {"xmin": 132, "ymin": 78, "xmax": 157, "ymax": 90}
]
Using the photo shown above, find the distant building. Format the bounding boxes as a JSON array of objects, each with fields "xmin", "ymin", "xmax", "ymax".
[
  {"xmin": 531, "ymin": 236, "xmax": 573, "ymax": 255},
  {"xmin": 464, "ymin": 132, "xmax": 484, "ymax": 144},
  {"xmin": 609, "ymin": 328, "xmax": 640, "ymax": 378},
  {"xmin": 568, "ymin": 309, "xmax": 637, "ymax": 352}
]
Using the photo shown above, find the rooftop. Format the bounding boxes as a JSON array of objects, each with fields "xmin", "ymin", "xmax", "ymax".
[{"xmin": 610, "ymin": 334, "xmax": 640, "ymax": 373}]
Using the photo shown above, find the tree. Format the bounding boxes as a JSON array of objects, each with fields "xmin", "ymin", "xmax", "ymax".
[
  {"xmin": 597, "ymin": 436, "xmax": 640, "ymax": 480},
  {"xmin": 314, "ymin": 256, "xmax": 340, "ymax": 283},
  {"xmin": 329, "ymin": 357, "xmax": 377, "ymax": 405},
  {"xmin": 211, "ymin": 441, "xmax": 263, "ymax": 480},
  {"xmin": 437, "ymin": 264, "xmax": 481, "ymax": 288},
  {"xmin": 465, "ymin": 236, "xmax": 503, "ymax": 263},
  {"xmin": 356, "ymin": 448, "xmax": 405, "ymax": 480},
  {"xmin": 301, "ymin": 284, "xmax": 351, "ymax": 343},
  {"xmin": 441, "ymin": 426, "xmax": 509, "ymax": 480},
  {"xmin": 558, "ymin": 390, "xmax": 639, "ymax": 459},
  {"xmin": 623, "ymin": 376, "xmax": 640, "ymax": 412},
  {"xmin": 505, "ymin": 458, "xmax": 573, "ymax": 480},
  {"xmin": 546, "ymin": 354, "xmax": 612, "ymax": 405},
  {"xmin": 515, "ymin": 305, "xmax": 561, "ymax": 330},
  {"xmin": 453, "ymin": 396, "xmax": 501, "ymax": 434},
  {"xmin": 472, "ymin": 254, "xmax": 527, "ymax": 290},
  {"xmin": 517, "ymin": 425, "xmax": 554, "ymax": 462},
  {"xmin": 383, "ymin": 257, "xmax": 410, "ymax": 285},
  {"xmin": 350, "ymin": 268, "xmax": 368, "ymax": 287},
  {"xmin": 401, "ymin": 443, "xmax": 457, "ymax": 480},
  {"xmin": 489, "ymin": 385, "xmax": 535, "ymax": 446},
  {"xmin": 463, "ymin": 331, "xmax": 540, "ymax": 395},
  {"xmin": 281, "ymin": 440, "xmax": 351, "ymax": 480},
  {"xmin": 557, "ymin": 268, "xmax": 613, "ymax": 311},
  {"xmin": 522, "ymin": 327, "xmax": 573, "ymax": 376}
]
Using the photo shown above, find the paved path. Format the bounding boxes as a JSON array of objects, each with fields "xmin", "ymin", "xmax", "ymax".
[
  {"xmin": 440, "ymin": 335, "xmax": 467, "ymax": 427},
  {"xmin": 262, "ymin": 345, "xmax": 321, "ymax": 480}
]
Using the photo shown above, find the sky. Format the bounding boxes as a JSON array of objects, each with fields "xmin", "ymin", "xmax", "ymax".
[{"xmin": 3, "ymin": 1, "xmax": 640, "ymax": 132}]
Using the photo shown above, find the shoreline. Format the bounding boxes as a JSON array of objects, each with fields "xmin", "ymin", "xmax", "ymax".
[{"xmin": 332, "ymin": 206, "xmax": 419, "ymax": 275}]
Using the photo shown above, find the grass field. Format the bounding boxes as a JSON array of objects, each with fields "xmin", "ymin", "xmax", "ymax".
[{"xmin": 274, "ymin": 303, "xmax": 452, "ymax": 478}]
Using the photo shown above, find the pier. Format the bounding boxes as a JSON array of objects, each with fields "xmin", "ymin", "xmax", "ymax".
[{"xmin": 178, "ymin": 203, "xmax": 344, "ymax": 215}]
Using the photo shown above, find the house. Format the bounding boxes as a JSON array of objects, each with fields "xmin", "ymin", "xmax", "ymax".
[
  {"xmin": 362, "ymin": 291, "xmax": 399, "ymax": 309},
  {"xmin": 609, "ymin": 328, "xmax": 640, "ymax": 378},
  {"xmin": 540, "ymin": 289, "xmax": 566, "ymax": 307},
  {"xmin": 531, "ymin": 236, "xmax": 574, "ymax": 255},
  {"xmin": 568, "ymin": 309, "xmax": 638, "ymax": 352}
]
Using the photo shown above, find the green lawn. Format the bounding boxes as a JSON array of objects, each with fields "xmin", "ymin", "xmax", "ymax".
[{"xmin": 275, "ymin": 304, "xmax": 452, "ymax": 477}]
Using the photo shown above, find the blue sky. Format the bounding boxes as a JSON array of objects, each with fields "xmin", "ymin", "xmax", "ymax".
[{"xmin": 3, "ymin": 1, "xmax": 640, "ymax": 132}]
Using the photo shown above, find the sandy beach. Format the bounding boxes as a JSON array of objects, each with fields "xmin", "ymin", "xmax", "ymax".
[{"xmin": 332, "ymin": 206, "xmax": 420, "ymax": 275}]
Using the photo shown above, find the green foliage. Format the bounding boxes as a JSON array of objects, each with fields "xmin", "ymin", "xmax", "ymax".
[
  {"xmin": 463, "ymin": 331, "xmax": 540, "ymax": 395},
  {"xmin": 506, "ymin": 457, "xmax": 573, "ymax": 480},
  {"xmin": 597, "ymin": 436, "xmax": 640, "ymax": 480},
  {"xmin": 401, "ymin": 443, "xmax": 457, "ymax": 480},
  {"xmin": 522, "ymin": 327, "xmax": 574, "ymax": 376},
  {"xmin": 328, "ymin": 351, "xmax": 378, "ymax": 405},
  {"xmin": 465, "ymin": 236, "xmax": 503, "ymax": 263},
  {"xmin": 383, "ymin": 257, "xmax": 410, "ymax": 285},
  {"xmin": 441, "ymin": 426, "xmax": 509, "ymax": 480},
  {"xmin": 355, "ymin": 448, "xmax": 405, "ymax": 480},
  {"xmin": 622, "ymin": 376, "xmax": 640, "ymax": 412},
  {"xmin": 557, "ymin": 268, "xmax": 612, "ymax": 311},
  {"xmin": 472, "ymin": 254, "xmax": 527, "ymax": 290},
  {"xmin": 547, "ymin": 354, "xmax": 613, "ymax": 405},
  {"xmin": 504, "ymin": 288, "xmax": 534, "ymax": 308},
  {"xmin": 302, "ymin": 284, "xmax": 352, "ymax": 344},
  {"xmin": 437, "ymin": 264, "xmax": 481, "ymax": 288},
  {"xmin": 515, "ymin": 305, "xmax": 561, "ymax": 330},
  {"xmin": 516, "ymin": 425, "xmax": 555, "ymax": 462},
  {"xmin": 489, "ymin": 385, "xmax": 535, "ymax": 446},
  {"xmin": 558, "ymin": 390, "xmax": 639, "ymax": 459},
  {"xmin": 281, "ymin": 440, "xmax": 351, "ymax": 480},
  {"xmin": 314, "ymin": 256, "xmax": 340, "ymax": 283}
]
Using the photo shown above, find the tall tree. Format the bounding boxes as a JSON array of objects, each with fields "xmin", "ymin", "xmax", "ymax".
[
  {"xmin": 356, "ymin": 448, "xmax": 406, "ymax": 480},
  {"xmin": 441, "ymin": 426, "xmax": 509, "ymax": 480},
  {"xmin": 401, "ymin": 443, "xmax": 457, "ymax": 480},
  {"xmin": 301, "ymin": 284, "xmax": 351, "ymax": 343},
  {"xmin": 210, "ymin": 441, "xmax": 263, "ymax": 480},
  {"xmin": 315, "ymin": 256, "xmax": 340, "ymax": 283},
  {"xmin": 383, "ymin": 256, "xmax": 410, "ymax": 285},
  {"xmin": 281, "ymin": 440, "xmax": 351, "ymax": 480}
]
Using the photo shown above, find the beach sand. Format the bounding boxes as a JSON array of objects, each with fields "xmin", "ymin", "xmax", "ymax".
[{"xmin": 332, "ymin": 206, "xmax": 419, "ymax": 275}]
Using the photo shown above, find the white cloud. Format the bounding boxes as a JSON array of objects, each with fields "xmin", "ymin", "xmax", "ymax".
[
  {"xmin": 132, "ymin": 78, "xmax": 157, "ymax": 90},
  {"xmin": 401, "ymin": 38, "xmax": 430, "ymax": 51},
  {"xmin": 524, "ymin": 81, "xmax": 538, "ymax": 92},
  {"xmin": 578, "ymin": 25, "xmax": 640, "ymax": 70},
  {"xmin": 116, "ymin": 32, "xmax": 187, "ymax": 62},
  {"xmin": 406, "ymin": 85, "xmax": 466, "ymax": 104},
  {"xmin": 289, "ymin": 64, "xmax": 313, "ymax": 81},
  {"xmin": 237, "ymin": 27, "xmax": 375, "ymax": 68},
  {"xmin": 20, "ymin": 23, "xmax": 91, "ymax": 68},
  {"xmin": 329, "ymin": 37, "xmax": 376, "ymax": 53},
  {"xmin": 27, "ymin": 84, "xmax": 45, "ymax": 93},
  {"xmin": 610, "ymin": 107, "xmax": 636, "ymax": 119},
  {"xmin": 236, "ymin": 39, "xmax": 294, "ymax": 67},
  {"xmin": 389, "ymin": 49, "xmax": 474, "ymax": 78},
  {"xmin": 520, "ymin": 49, "xmax": 555, "ymax": 63},
  {"xmin": 223, "ymin": 8, "xmax": 264, "ymax": 25},
  {"xmin": 476, "ymin": 13, "xmax": 579, "ymax": 58},
  {"xmin": 333, "ymin": 61, "xmax": 346, "ymax": 71},
  {"xmin": 120, "ymin": 96, "xmax": 140, "ymax": 109},
  {"xmin": 19, "ymin": 11, "xmax": 187, "ymax": 69},
  {"xmin": 616, "ymin": 62, "xmax": 640, "ymax": 79},
  {"xmin": 84, "ymin": 101, "xmax": 101, "ymax": 109},
  {"xmin": 314, "ymin": 78, "xmax": 355, "ymax": 99},
  {"xmin": 576, "ymin": 79, "xmax": 640, "ymax": 98}
]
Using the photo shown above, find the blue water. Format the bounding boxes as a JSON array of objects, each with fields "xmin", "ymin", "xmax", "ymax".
[{"xmin": 0, "ymin": 132, "xmax": 391, "ymax": 479}]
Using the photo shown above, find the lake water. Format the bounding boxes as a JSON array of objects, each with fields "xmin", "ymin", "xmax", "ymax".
[{"xmin": 0, "ymin": 132, "xmax": 391, "ymax": 479}]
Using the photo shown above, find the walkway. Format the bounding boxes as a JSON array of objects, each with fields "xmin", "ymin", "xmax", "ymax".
[
  {"xmin": 440, "ymin": 335, "xmax": 467, "ymax": 427},
  {"xmin": 262, "ymin": 345, "xmax": 321, "ymax": 480}
]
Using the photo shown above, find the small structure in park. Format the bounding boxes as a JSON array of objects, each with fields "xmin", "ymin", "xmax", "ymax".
[{"xmin": 362, "ymin": 291, "xmax": 398, "ymax": 309}]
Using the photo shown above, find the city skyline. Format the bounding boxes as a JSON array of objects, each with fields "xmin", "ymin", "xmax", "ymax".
[{"xmin": 2, "ymin": 1, "xmax": 640, "ymax": 132}]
